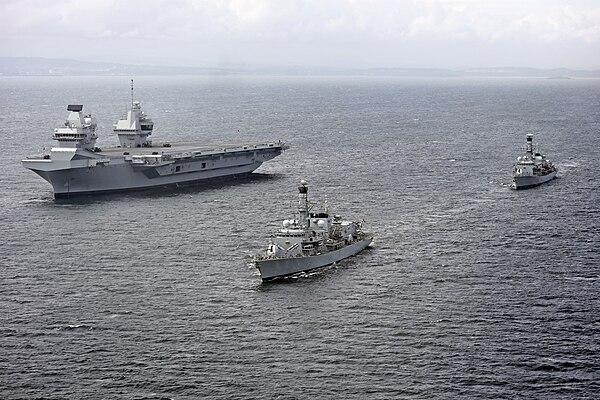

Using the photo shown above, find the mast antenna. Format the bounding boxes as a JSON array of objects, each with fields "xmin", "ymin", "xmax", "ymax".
[{"xmin": 130, "ymin": 79, "xmax": 134, "ymax": 107}]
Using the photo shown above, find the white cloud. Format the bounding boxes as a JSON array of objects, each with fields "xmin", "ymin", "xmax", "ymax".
[
  {"xmin": 2, "ymin": 0, "xmax": 599, "ymax": 42},
  {"xmin": 1, "ymin": 0, "xmax": 599, "ymax": 67}
]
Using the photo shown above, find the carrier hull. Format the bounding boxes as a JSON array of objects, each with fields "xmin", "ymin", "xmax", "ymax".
[
  {"xmin": 23, "ymin": 142, "xmax": 286, "ymax": 198},
  {"xmin": 511, "ymin": 171, "xmax": 556, "ymax": 190},
  {"xmin": 255, "ymin": 237, "xmax": 372, "ymax": 280}
]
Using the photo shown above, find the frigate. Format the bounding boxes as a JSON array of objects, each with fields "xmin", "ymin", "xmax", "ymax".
[
  {"xmin": 254, "ymin": 180, "xmax": 373, "ymax": 281},
  {"xmin": 22, "ymin": 82, "xmax": 288, "ymax": 198},
  {"xmin": 510, "ymin": 134, "xmax": 557, "ymax": 190}
]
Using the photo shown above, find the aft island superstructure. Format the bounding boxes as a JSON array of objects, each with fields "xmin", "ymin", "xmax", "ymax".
[{"xmin": 22, "ymin": 83, "xmax": 288, "ymax": 198}]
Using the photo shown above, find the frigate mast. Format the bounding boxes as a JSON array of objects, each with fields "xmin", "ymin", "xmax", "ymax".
[
  {"xmin": 131, "ymin": 79, "xmax": 134, "ymax": 108},
  {"xmin": 297, "ymin": 179, "xmax": 309, "ymax": 226},
  {"xmin": 526, "ymin": 133, "xmax": 533, "ymax": 155}
]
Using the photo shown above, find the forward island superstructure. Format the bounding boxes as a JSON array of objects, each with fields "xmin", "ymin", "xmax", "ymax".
[
  {"xmin": 510, "ymin": 134, "xmax": 557, "ymax": 190},
  {"xmin": 254, "ymin": 180, "xmax": 373, "ymax": 281},
  {"xmin": 22, "ymin": 83, "xmax": 288, "ymax": 198}
]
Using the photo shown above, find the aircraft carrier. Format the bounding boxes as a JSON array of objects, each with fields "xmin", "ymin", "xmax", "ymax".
[{"xmin": 22, "ymin": 83, "xmax": 288, "ymax": 198}]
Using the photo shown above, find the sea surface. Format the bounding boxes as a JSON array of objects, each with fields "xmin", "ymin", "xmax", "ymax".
[{"xmin": 0, "ymin": 75, "xmax": 599, "ymax": 399}]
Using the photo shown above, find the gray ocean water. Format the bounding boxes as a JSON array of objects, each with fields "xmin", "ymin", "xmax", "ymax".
[{"xmin": 0, "ymin": 75, "xmax": 599, "ymax": 399}]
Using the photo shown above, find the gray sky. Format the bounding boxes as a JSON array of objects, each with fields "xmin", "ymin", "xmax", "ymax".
[{"xmin": 1, "ymin": 0, "xmax": 599, "ymax": 69}]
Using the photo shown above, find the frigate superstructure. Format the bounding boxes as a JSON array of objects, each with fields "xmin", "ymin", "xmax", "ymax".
[
  {"xmin": 22, "ymin": 81, "xmax": 287, "ymax": 198},
  {"xmin": 510, "ymin": 134, "xmax": 557, "ymax": 190},
  {"xmin": 254, "ymin": 180, "xmax": 373, "ymax": 281}
]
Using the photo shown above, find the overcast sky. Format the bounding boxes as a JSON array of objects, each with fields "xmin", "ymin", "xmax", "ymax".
[{"xmin": 1, "ymin": 0, "xmax": 599, "ymax": 69}]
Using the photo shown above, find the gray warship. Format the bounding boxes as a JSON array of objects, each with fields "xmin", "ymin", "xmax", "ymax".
[
  {"xmin": 510, "ymin": 134, "xmax": 557, "ymax": 190},
  {"xmin": 254, "ymin": 180, "xmax": 373, "ymax": 281},
  {"xmin": 22, "ymin": 82, "xmax": 287, "ymax": 198}
]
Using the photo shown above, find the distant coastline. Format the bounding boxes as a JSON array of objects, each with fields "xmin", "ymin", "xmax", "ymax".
[{"xmin": 1, "ymin": 56, "xmax": 599, "ymax": 78}]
